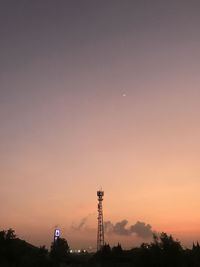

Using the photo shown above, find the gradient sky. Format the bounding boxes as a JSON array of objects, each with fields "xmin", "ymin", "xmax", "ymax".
[{"xmin": 1, "ymin": 0, "xmax": 200, "ymax": 250}]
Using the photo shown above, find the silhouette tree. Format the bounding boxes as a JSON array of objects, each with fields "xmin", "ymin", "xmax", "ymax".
[
  {"xmin": 50, "ymin": 237, "xmax": 70, "ymax": 265},
  {"xmin": 3, "ymin": 227, "xmax": 200, "ymax": 267},
  {"xmin": 0, "ymin": 230, "xmax": 6, "ymax": 242},
  {"xmin": 112, "ymin": 243, "xmax": 123, "ymax": 254},
  {"xmin": 101, "ymin": 243, "xmax": 111, "ymax": 254},
  {"xmin": 5, "ymin": 228, "xmax": 16, "ymax": 240},
  {"xmin": 150, "ymin": 232, "xmax": 183, "ymax": 267},
  {"xmin": 192, "ymin": 242, "xmax": 200, "ymax": 267}
]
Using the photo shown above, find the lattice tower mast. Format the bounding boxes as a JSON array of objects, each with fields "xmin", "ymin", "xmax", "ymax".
[{"xmin": 97, "ymin": 190, "xmax": 104, "ymax": 251}]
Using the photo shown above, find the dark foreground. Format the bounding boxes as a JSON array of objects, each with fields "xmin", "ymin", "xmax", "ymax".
[{"xmin": 1, "ymin": 229, "xmax": 200, "ymax": 267}]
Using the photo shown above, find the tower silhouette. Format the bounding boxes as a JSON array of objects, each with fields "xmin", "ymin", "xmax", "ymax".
[{"xmin": 97, "ymin": 190, "xmax": 104, "ymax": 251}]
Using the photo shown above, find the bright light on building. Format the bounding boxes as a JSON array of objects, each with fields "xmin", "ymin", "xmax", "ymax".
[{"xmin": 55, "ymin": 229, "xmax": 60, "ymax": 237}]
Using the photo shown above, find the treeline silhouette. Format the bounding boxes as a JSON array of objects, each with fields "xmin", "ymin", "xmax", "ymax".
[{"xmin": 1, "ymin": 228, "xmax": 200, "ymax": 266}]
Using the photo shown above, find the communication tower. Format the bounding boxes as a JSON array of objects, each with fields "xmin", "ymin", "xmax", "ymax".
[{"xmin": 97, "ymin": 190, "xmax": 104, "ymax": 251}]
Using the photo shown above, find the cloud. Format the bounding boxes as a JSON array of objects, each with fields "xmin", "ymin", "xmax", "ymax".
[
  {"xmin": 71, "ymin": 213, "xmax": 95, "ymax": 231},
  {"xmin": 104, "ymin": 220, "xmax": 153, "ymax": 239},
  {"xmin": 72, "ymin": 215, "xmax": 154, "ymax": 239},
  {"xmin": 71, "ymin": 217, "xmax": 88, "ymax": 231},
  {"xmin": 130, "ymin": 221, "xmax": 153, "ymax": 238},
  {"xmin": 104, "ymin": 220, "xmax": 130, "ymax": 236}
]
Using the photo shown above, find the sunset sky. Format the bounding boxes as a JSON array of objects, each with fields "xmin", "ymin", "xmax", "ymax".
[{"xmin": 1, "ymin": 0, "xmax": 200, "ymax": 250}]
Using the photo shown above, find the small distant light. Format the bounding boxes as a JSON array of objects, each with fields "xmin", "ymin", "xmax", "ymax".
[
  {"xmin": 78, "ymin": 249, "xmax": 81, "ymax": 253},
  {"xmin": 70, "ymin": 250, "xmax": 73, "ymax": 253}
]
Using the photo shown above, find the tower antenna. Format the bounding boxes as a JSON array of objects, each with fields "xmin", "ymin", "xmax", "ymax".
[{"xmin": 97, "ymin": 189, "xmax": 104, "ymax": 251}]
